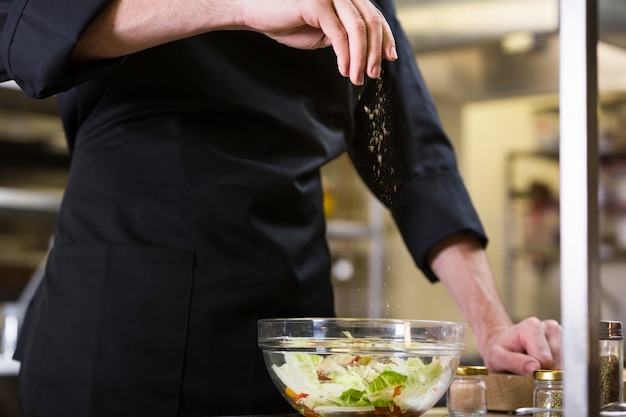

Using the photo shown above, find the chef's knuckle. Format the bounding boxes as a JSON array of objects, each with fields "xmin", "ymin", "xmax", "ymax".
[
  {"xmin": 353, "ymin": 16, "xmax": 367, "ymax": 34},
  {"xmin": 523, "ymin": 316, "xmax": 543, "ymax": 329},
  {"xmin": 365, "ymin": 10, "xmax": 383, "ymax": 27},
  {"xmin": 543, "ymin": 319, "xmax": 561, "ymax": 331}
]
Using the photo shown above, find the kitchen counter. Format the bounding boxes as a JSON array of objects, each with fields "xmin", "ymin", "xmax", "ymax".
[
  {"xmin": 214, "ymin": 408, "xmax": 512, "ymax": 417},
  {"xmin": 425, "ymin": 408, "xmax": 510, "ymax": 417}
]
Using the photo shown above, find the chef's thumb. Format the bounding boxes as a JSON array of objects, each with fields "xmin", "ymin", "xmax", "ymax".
[{"xmin": 491, "ymin": 351, "xmax": 541, "ymax": 376}]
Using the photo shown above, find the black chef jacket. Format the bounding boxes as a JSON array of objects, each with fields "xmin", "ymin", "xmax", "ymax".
[{"xmin": 0, "ymin": 1, "xmax": 487, "ymax": 416}]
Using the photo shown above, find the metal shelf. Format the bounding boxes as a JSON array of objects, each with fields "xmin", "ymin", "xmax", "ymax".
[
  {"xmin": 0, "ymin": 187, "xmax": 62, "ymax": 213},
  {"xmin": 0, "ymin": 358, "xmax": 19, "ymax": 376},
  {"xmin": 327, "ymin": 219, "xmax": 380, "ymax": 240}
]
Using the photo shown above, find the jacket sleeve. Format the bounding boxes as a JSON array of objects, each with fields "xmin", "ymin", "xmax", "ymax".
[
  {"xmin": 0, "ymin": 0, "xmax": 122, "ymax": 98},
  {"xmin": 348, "ymin": 0, "xmax": 487, "ymax": 282}
]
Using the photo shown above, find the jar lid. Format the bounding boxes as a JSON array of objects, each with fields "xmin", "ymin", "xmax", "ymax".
[
  {"xmin": 533, "ymin": 370, "xmax": 563, "ymax": 381},
  {"xmin": 600, "ymin": 320, "xmax": 623, "ymax": 340},
  {"xmin": 456, "ymin": 366, "xmax": 488, "ymax": 376}
]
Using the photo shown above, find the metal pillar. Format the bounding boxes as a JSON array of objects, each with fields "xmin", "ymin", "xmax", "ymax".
[{"xmin": 559, "ymin": 0, "xmax": 601, "ymax": 416}]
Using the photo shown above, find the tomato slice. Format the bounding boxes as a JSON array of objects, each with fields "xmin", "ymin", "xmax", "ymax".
[{"xmin": 348, "ymin": 356, "xmax": 361, "ymax": 366}]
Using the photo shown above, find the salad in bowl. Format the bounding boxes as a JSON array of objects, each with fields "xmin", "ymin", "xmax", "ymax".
[{"xmin": 258, "ymin": 318, "xmax": 466, "ymax": 417}]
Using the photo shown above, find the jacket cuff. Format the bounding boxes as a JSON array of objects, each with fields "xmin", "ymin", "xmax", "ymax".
[
  {"xmin": 1, "ymin": 0, "xmax": 121, "ymax": 98},
  {"xmin": 395, "ymin": 171, "xmax": 488, "ymax": 282}
]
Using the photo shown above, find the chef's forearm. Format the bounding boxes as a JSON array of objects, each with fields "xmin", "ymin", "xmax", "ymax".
[
  {"xmin": 428, "ymin": 234, "xmax": 513, "ymax": 355},
  {"xmin": 71, "ymin": 0, "xmax": 239, "ymax": 60}
]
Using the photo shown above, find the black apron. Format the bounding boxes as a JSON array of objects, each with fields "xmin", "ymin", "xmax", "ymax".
[{"xmin": 16, "ymin": 32, "xmax": 350, "ymax": 416}]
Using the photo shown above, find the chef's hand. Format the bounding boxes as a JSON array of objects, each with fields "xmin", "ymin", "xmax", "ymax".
[
  {"xmin": 73, "ymin": 0, "xmax": 396, "ymax": 86},
  {"xmin": 238, "ymin": 0, "xmax": 398, "ymax": 85},
  {"xmin": 429, "ymin": 234, "xmax": 563, "ymax": 376},
  {"xmin": 480, "ymin": 318, "xmax": 562, "ymax": 375}
]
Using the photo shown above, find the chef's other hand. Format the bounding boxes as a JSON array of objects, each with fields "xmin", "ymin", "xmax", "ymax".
[
  {"xmin": 481, "ymin": 317, "xmax": 562, "ymax": 375},
  {"xmin": 238, "ymin": 0, "xmax": 398, "ymax": 85}
]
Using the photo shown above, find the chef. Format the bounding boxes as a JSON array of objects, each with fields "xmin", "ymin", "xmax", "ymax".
[{"xmin": 0, "ymin": 0, "xmax": 562, "ymax": 416}]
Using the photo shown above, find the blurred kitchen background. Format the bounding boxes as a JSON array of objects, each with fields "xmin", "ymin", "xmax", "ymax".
[{"xmin": 2, "ymin": 0, "xmax": 626, "ymax": 415}]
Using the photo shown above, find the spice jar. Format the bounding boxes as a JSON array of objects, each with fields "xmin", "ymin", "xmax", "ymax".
[
  {"xmin": 533, "ymin": 370, "xmax": 563, "ymax": 417},
  {"xmin": 600, "ymin": 320, "xmax": 624, "ymax": 406},
  {"xmin": 447, "ymin": 366, "xmax": 488, "ymax": 417}
]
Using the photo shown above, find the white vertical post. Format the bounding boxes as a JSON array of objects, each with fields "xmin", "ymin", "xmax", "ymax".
[{"xmin": 559, "ymin": 0, "xmax": 601, "ymax": 416}]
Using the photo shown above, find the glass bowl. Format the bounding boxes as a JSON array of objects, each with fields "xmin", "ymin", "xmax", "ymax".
[{"xmin": 258, "ymin": 318, "xmax": 466, "ymax": 417}]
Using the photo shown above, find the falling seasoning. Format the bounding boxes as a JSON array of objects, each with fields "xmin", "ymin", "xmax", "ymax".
[
  {"xmin": 533, "ymin": 370, "xmax": 563, "ymax": 417},
  {"xmin": 363, "ymin": 73, "xmax": 390, "ymax": 182},
  {"xmin": 354, "ymin": 68, "xmax": 403, "ymax": 216},
  {"xmin": 599, "ymin": 320, "xmax": 624, "ymax": 406}
]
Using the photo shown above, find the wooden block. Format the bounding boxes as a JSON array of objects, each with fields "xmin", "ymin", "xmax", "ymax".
[{"xmin": 486, "ymin": 373, "xmax": 534, "ymax": 412}]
